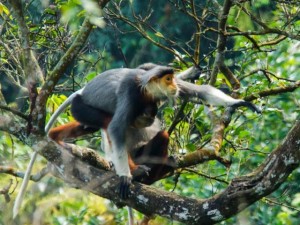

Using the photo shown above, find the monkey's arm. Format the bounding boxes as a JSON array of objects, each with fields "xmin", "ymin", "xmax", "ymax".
[
  {"xmin": 107, "ymin": 87, "xmax": 138, "ymax": 199},
  {"xmin": 176, "ymin": 66, "xmax": 201, "ymax": 80},
  {"xmin": 176, "ymin": 79, "xmax": 261, "ymax": 113}
]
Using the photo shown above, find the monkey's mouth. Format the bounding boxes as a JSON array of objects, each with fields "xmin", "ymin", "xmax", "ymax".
[{"xmin": 170, "ymin": 89, "xmax": 178, "ymax": 95}]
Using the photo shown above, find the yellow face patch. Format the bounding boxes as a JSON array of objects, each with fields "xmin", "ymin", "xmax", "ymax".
[
  {"xmin": 162, "ymin": 74, "xmax": 174, "ymax": 84},
  {"xmin": 145, "ymin": 73, "xmax": 178, "ymax": 99},
  {"xmin": 159, "ymin": 74, "xmax": 177, "ymax": 95}
]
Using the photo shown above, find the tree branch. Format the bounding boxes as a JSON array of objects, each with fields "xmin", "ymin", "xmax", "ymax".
[
  {"xmin": 34, "ymin": 0, "xmax": 110, "ymax": 132},
  {"xmin": 208, "ymin": 0, "xmax": 240, "ymax": 90},
  {"xmin": 237, "ymin": 3, "xmax": 300, "ymax": 41},
  {"xmin": 0, "ymin": 115, "xmax": 26, "ymax": 138},
  {"xmin": 34, "ymin": 18, "xmax": 94, "ymax": 132},
  {"xmin": 0, "ymin": 166, "xmax": 49, "ymax": 182},
  {"xmin": 0, "ymin": 179, "xmax": 13, "ymax": 203},
  {"xmin": 0, "ymin": 105, "xmax": 29, "ymax": 121},
  {"xmin": 7, "ymin": 0, "xmax": 44, "ymax": 85},
  {"xmin": 178, "ymin": 107, "xmax": 233, "ymax": 168},
  {"xmin": 33, "ymin": 120, "xmax": 300, "ymax": 224},
  {"xmin": 245, "ymin": 81, "xmax": 300, "ymax": 101}
]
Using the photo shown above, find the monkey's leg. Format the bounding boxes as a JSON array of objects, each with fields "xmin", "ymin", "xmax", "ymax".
[
  {"xmin": 49, "ymin": 94, "xmax": 112, "ymax": 147},
  {"xmin": 48, "ymin": 121, "xmax": 99, "ymax": 147},
  {"xmin": 132, "ymin": 131, "xmax": 176, "ymax": 184},
  {"xmin": 71, "ymin": 94, "xmax": 112, "ymax": 128}
]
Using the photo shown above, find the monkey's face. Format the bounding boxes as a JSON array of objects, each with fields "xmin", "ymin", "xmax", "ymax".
[
  {"xmin": 160, "ymin": 74, "xmax": 178, "ymax": 96},
  {"xmin": 146, "ymin": 74, "xmax": 178, "ymax": 100}
]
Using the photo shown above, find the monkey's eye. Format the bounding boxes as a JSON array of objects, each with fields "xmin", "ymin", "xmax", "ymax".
[{"xmin": 165, "ymin": 75, "xmax": 173, "ymax": 82}]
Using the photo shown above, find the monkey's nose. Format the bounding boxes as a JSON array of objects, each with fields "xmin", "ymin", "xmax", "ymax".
[{"xmin": 170, "ymin": 89, "xmax": 177, "ymax": 95}]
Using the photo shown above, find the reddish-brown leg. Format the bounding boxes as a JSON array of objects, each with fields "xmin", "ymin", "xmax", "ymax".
[
  {"xmin": 48, "ymin": 121, "xmax": 99, "ymax": 147},
  {"xmin": 131, "ymin": 130, "xmax": 175, "ymax": 184}
]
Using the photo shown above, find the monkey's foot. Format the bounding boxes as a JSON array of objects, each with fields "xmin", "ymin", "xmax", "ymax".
[
  {"xmin": 119, "ymin": 176, "xmax": 132, "ymax": 199},
  {"xmin": 168, "ymin": 155, "xmax": 178, "ymax": 168},
  {"xmin": 132, "ymin": 165, "xmax": 151, "ymax": 181}
]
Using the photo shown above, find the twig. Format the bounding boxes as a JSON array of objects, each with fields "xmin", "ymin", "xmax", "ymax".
[
  {"xmin": 0, "ymin": 179, "xmax": 13, "ymax": 202},
  {"xmin": 183, "ymin": 168, "xmax": 229, "ymax": 184},
  {"xmin": 264, "ymin": 198, "xmax": 300, "ymax": 213},
  {"xmin": 237, "ymin": 3, "xmax": 300, "ymax": 40},
  {"xmin": 168, "ymin": 99, "xmax": 188, "ymax": 134},
  {"xmin": 0, "ymin": 165, "xmax": 49, "ymax": 181}
]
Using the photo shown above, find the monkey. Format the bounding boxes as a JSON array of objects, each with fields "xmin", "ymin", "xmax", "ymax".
[
  {"xmin": 81, "ymin": 66, "xmax": 177, "ymax": 198},
  {"xmin": 14, "ymin": 64, "xmax": 261, "ymax": 218},
  {"xmin": 46, "ymin": 65, "xmax": 178, "ymax": 199},
  {"xmin": 46, "ymin": 64, "xmax": 260, "ymax": 195}
]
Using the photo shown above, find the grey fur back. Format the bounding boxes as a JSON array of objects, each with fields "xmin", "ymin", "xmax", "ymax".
[{"xmin": 81, "ymin": 68, "xmax": 145, "ymax": 113}]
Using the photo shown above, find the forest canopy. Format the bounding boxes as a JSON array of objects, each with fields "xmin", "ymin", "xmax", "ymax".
[{"xmin": 0, "ymin": 0, "xmax": 300, "ymax": 224}]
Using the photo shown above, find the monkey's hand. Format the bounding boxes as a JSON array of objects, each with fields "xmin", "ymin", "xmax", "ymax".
[
  {"xmin": 119, "ymin": 176, "xmax": 132, "ymax": 199},
  {"xmin": 223, "ymin": 101, "xmax": 261, "ymax": 125},
  {"xmin": 132, "ymin": 165, "xmax": 151, "ymax": 181},
  {"xmin": 231, "ymin": 101, "xmax": 262, "ymax": 114}
]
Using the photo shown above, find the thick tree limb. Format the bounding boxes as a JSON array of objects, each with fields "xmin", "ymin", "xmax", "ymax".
[
  {"xmin": 32, "ymin": 120, "xmax": 300, "ymax": 224},
  {"xmin": 4, "ymin": 85, "xmax": 297, "ymax": 224}
]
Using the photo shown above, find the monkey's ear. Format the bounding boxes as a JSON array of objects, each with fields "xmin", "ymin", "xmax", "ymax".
[
  {"xmin": 137, "ymin": 63, "xmax": 159, "ymax": 70},
  {"xmin": 140, "ymin": 66, "xmax": 174, "ymax": 86},
  {"xmin": 149, "ymin": 76, "xmax": 159, "ymax": 82}
]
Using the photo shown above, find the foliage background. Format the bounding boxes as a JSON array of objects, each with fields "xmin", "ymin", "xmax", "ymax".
[{"xmin": 0, "ymin": 0, "xmax": 299, "ymax": 224}]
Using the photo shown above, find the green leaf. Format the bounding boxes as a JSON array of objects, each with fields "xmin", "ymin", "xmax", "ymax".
[
  {"xmin": 0, "ymin": 3, "xmax": 9, "ymax": 15},
  {"xmin": 155, "ymin": 32, "xmax": 164, "ymax": 38}
]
